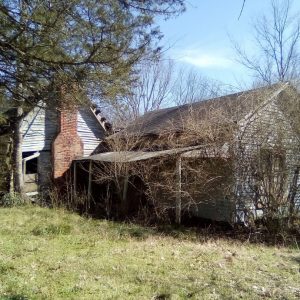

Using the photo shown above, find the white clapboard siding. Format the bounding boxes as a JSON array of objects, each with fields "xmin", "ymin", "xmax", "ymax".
[
  {"xmin": 77, "ymin": 109, "xmax": 105, "ymax": 157},
  {"xmin": 21, "ymin": 107, "xmax": 58, "ymax": 152}
]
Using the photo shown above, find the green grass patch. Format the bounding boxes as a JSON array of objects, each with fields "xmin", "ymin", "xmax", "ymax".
[
  {"xmin": 0, "ymin": 205, "xmax": 299, "ymax": 299},
  {"xmin": 31, "ymin": 224, "xmax": 72, "ymax": 236}
]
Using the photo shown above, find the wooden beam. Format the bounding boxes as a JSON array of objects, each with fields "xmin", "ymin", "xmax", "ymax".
[
  {"xmin": 176, "ymin": 156, "xmax": 182, "ymax": 224},
  {"xmin": 23, "ymin": 152, "xmax": 40, "ymax": 162}
]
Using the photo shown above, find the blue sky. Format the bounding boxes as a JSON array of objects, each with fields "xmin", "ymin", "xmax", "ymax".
[{"xmin": 158, "ymin": 0, "xmax": 300, "ymax": 89}]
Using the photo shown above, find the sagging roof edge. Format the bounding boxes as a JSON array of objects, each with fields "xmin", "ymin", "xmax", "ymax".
[{"xmin": 74, "ymin": 144, "xmax": 221, "ymax": 163}]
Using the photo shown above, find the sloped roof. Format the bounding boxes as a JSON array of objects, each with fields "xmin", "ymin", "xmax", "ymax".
[{"xmin": 116, "ymin": 83, "xmax": 287, "ymax": 137}]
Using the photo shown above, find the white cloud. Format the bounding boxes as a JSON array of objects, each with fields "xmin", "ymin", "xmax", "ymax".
[
  {"xmin": 173, "ymin": 48, "xmax": 233, "ymax": 69},
  {"xmin": 181, "ymin": 54, "xmax": 232, "ymax": 68}
]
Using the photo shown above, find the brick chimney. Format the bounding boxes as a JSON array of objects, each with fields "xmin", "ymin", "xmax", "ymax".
[{"xmin": 52, "ymin": 109, "xmax": 83, "ymax": 179}]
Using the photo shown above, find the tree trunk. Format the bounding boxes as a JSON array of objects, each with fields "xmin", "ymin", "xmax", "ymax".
[{"xmin": 12, "ymin": 108, "xmax": 24, "ymax": 194}]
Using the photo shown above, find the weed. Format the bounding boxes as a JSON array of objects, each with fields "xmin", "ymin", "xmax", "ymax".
[
  {"xmin": 0, "ymin": 261, "xmax": 15, "ymax": 274},
  {"xmin": 0, "ymin": 193, "xmax": 25, "ymax": 207},
  {"xmin": 31, "ymin": 224, "xmax": 72, "ymax": 236}
]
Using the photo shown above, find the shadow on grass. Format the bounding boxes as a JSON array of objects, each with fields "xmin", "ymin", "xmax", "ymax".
[
  {"xmin": 0, "ymin": 296, "xmax": 28, "ymax": 300},
  {"xmin": 107, "ymin": 219, "xmax": 234, "ymax": 241},
  {"xmin": 291, "ymin": 256, "xmax": 300, "ymax": 264},
  {"xmin": 104, "ymin": 217, "xmax": 300, "ymax": 247},
  {"xmin": 27, "ymin": 203, "xmax": 299, "ymax": 246}
]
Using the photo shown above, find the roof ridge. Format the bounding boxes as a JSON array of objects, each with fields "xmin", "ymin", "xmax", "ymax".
[
  {"xmin": 139, "ymin": 83, "xmax": 284, "ymax": 119},
  {"xmin": 112, "ymin": 82, "xmax": 288, "ymax": 137}
]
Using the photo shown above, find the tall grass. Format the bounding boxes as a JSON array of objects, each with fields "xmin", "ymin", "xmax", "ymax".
[{"xmin": 0, "ymin": 205, "xmax": 299, "ymax": 299}]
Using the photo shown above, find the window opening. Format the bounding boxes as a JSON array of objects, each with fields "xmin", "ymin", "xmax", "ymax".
[{"xmin": 22, "ymin": 152, "xmax": 40, "ymax": 174}]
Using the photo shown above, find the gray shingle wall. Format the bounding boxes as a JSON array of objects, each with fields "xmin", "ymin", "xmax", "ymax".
[{"xmin": 235, "ymin": 95, "xmax": 300, "ymax": 214}]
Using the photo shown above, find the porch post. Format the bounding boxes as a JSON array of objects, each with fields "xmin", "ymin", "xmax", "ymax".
[
  {"xmin": 122, "ymin": 174, "xmax": 129, "ymax": 217},
  {"xmin": 22, "ymin": 159, "xmax": 26, "ymax": 182},
  {"xmin": 87, "ymin": 160, "xmax": 92, "ymax": 207},
  {"xmin": 176, "ymin": 156, "xmax": 182, "ymax": 224},
  {"xmin": 73, "ymin": 161, "xmax": 77, "ymax": 198}
]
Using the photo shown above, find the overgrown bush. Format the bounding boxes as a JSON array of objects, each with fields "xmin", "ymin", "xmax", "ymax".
[{"xmin": 0, "ymin": 192, "xmax": 25, "ymax": 207}]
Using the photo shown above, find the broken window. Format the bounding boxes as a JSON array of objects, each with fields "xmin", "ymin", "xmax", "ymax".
[{"xmin": 22, "ymin": 152, "xmax": 39, "ymax": 174}]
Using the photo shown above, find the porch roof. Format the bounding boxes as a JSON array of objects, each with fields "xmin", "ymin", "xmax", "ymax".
[{"xmin": 76, "ymin": 145, "xmax": 207, "ymax": 163}]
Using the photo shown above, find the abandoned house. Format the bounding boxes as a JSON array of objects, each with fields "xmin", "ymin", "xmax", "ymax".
[
  {"xmin": 1, "ymin": 82, "xmax": 299, "ymax": 225},
  {"xmin": 0, "ymin": 100, "xmax": 111, "ymax": 197},
  {"xmin": 74, "ymin": 82, "xmax": 300, "ymax": 224}
]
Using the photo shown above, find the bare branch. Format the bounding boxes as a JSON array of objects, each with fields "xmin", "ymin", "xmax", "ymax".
[{"xmin": 233, "ymin": 0, "xmax": 300, "ymax": 84}]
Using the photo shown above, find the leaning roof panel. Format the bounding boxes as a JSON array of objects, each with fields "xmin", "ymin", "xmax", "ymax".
[{"xmin": 76, "ymin": 145, "xmax": 205, "ymax": 163}]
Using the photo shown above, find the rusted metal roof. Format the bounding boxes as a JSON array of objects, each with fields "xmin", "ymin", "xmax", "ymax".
[{"xmin": 76, "ymin": 145, "xmax": 206, "ymax": 163}]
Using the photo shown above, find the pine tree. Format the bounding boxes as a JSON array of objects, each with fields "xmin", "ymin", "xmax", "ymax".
[{"xmin": 0, "ymin": 0, "xmax": 185, "ymax": 193}]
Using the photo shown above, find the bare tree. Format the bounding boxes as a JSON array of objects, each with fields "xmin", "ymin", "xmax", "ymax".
[
  {"xmin": 100, "ymin": 60, "xmax": 227, "ymax": 128},
  {"xmin": 234, "ymin": 0, "xmax": 300, "ymax": 84},
  {"xmin": 124, "ymin": 59, "xmax": 174, "ymax": 120},
  {"xmin": 100, "ymin": 59, "xmax": 174, "ymax": 126},
  {"xmin": 171, "ymin": 67, "xmax": 225, "ymax": 106}
]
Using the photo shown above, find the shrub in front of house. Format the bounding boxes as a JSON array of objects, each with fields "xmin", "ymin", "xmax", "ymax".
[{"xmin": 0, "ymin": 192, "xmax": 26, "ymax": 207}]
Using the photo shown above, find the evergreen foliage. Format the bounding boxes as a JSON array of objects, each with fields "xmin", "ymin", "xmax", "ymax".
[{"xmin": 0, "ymin": 0, "xmax": 185, "ymax": 107}]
